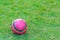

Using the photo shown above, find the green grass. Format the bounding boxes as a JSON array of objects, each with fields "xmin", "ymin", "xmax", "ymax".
[{"xmin": 0, "ymin": 0, "xmax": 60, "ymax": 40}]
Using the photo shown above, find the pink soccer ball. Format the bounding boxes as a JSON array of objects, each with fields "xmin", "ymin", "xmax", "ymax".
[{"xmin": 11, "ymin": 19, "xmax": 27, "ymax": 35}]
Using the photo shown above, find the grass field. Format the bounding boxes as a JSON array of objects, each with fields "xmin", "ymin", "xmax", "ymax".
[{"xmin": 0, "ymin": 0, "xmax": 60, "ymax": 40}]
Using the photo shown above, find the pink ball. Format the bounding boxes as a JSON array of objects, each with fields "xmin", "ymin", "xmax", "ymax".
[{"xmin": 11, "ymin": 19, "xmax": 27, "ymax": 35}]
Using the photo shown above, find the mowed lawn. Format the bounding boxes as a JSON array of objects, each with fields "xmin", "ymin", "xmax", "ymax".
[{"xmin": 0, "ymin": 0, "xmax": 60, "ymax": 40}]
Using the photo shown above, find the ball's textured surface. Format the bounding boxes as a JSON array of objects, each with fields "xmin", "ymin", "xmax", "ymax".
[{"xmin": 11, "ymin": 19, "xmax": 27, "ymax": 35}]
